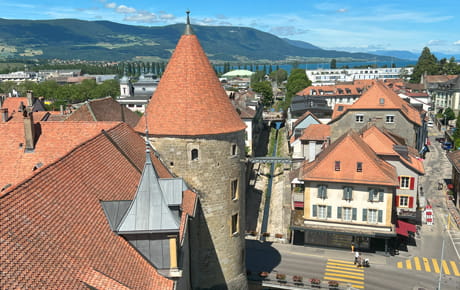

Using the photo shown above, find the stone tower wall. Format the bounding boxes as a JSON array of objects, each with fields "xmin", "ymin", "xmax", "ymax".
[{"xmin": 150, "ymin": 130, "xmax": 247, "ymax": 289}]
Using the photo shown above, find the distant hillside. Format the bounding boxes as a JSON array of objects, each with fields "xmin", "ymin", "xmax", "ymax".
[
  {"xmin": 0, "ymin": 18, "xmax": 396, "ymax": 62},
  {"xmin": 369, "ymin": 50, "xmax": 460, "ymax": 61},
  {"xmin": 281, "ymin": 38, "xmax": 322, "ymax": 50}
]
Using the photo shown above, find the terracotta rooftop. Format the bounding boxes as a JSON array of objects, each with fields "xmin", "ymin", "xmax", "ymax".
[
  {"xmin": 330, "ymin": 104, "xmax": 351, "ymax": 120},
  {"xmin": 1, "ymin": 122, "xmax": 195, "ymax": 289},
  {"xmin": 300, "ymin": 130, "xmax": 398, "ymax": 186},
  {"xmin": 65, "ymin": 97, "xmax": 141, "ymax": 128},
  {"xmin": 0, "ymin": 120, "xmax": 121, "ymax": 188},
  {"xmin": 135, "ymin": 23, "xmax": 245, "ymax": 136},
  {"xmin": 424, "ymin": 75, "xmax": 457, "ymax": 83},
  {"xmin": 330, "ymin": 81, "xmax": 422, "ymax": 126},
  {"xmin": 299, "ymin": 124, "xmax": 330, "ymax": 141},
  {"xmin": 297, "ymin": 83, "xmax": 370, "ymax": 97},
  {"xmin": 361, "ymin": 126, "xmax": 424, "ymax": 174}
]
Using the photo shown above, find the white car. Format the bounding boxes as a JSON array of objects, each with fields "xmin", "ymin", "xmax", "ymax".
[{"xmin": 427, "ymin": 121, "xmax": 434, "ymax": 127}]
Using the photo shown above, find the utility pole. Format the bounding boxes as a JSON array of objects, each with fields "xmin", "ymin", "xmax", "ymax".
[{"xmin": 437, "ymin": 239, "xmax": 445, "ymax": 290}]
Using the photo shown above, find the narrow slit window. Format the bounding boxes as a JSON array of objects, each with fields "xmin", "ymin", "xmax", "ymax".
[
  {"xmin": 335, "ymin": 161, "xmax": 341, "ymax": 171},
  {"xmin": 191, "ymin": 149, "xmax": 199, "ymax": 161}
]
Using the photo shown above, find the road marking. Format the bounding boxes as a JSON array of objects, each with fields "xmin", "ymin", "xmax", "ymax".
[
  {"xmin": 423, "ymin": 257, "xmax": 431, "ymax": 272},
  {"xmin": 328, "ymin": 262, "xmax": 363, "ymax": 269},
  {"xmin": 406, "ymin": 259, "xmax": 412, "ymax": 270},
  {"xmin": 324, "ymin": 272, "xmax": 365, "ymax": 280},
  {"xmin": 432, "ymin": 259, "xmax": 440, "ymax": 273},
  {"xmin": 441, "ymin": 260, "xmax": 451, "ymax": 275},
  {"xmin": 328, "ymin": 259, "xmax": 354, "ymax": 264},
  {"xmin": 450, "ymin": 261, "xmax": 460, "ymax": 276},
  {"xmin": 351, "ymin": 285, "xmax": 365, "ymax": 289},
  {"xmin": 325, "ymin": 267, "xmax": 365, "ymax": 275},
  {"xmin": 397, "ymin": 261, "xmax": 403, "ymax": 268},
  {"xmin": 324, "ymin": 276, "xmax": 364, "ymax": 284},
  {"xmin": 414, "ymin": 257, "xmax": 421, "ymax": 271}
]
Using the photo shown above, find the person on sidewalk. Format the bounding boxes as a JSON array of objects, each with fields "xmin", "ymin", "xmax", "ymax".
[{"xmin": 354, "ymin": 251, "xmax": 359, "ymax": 264}]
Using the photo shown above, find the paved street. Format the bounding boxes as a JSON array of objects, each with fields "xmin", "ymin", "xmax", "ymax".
[{"xmin": 246, "ymin": 125, "xmax": 460, "ymax": 289}]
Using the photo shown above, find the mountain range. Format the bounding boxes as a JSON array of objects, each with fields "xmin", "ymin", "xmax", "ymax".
[{"xmin": 0, "ymin": 18, "xmax": 399, "ymax": 63}]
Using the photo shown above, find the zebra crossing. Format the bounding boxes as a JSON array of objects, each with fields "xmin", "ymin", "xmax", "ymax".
[
  {"xmin": 396, "ymin": 257, "xmax": 460, "ymax": 276},
  {"xmin": 324, "ymin": 259, "xmax": 366, "ymax": 289}
]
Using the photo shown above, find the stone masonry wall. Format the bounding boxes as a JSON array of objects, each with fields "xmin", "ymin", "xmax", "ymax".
[{"xmin": 150, "ymin": 131, "xmax": 247, "ymax": 289}]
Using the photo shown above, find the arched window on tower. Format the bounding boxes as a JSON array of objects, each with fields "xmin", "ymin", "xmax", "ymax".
[{"xmin": 191, "ymin": 148, "xmax": 199, "ymax": 161}]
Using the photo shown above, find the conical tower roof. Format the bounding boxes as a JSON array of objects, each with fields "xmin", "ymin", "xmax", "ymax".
[{"xmin": 135, "ymin": 12, "xmax": 246, "ymax": 136}]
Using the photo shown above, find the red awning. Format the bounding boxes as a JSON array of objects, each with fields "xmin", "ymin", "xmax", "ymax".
[
  {"xmin": 294, "ymin": 201, "xmax": 304, "ymax": 208},
  {"xmin": 396, "ymin": 220, "xmax": 417, "ymax": 237}
]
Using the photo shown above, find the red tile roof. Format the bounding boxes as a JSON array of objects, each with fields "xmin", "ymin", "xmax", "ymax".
[
  {"xmin": 425, "ymin": 75, "xmax": 457, "ymax": 83},
  {"xmin": 330, "ymin": 81, "xmax": 421, "ymax": 126},
  {"xmin": 65, "ymin": 97, "xmax": 140, "ymax": 128},
  {"xmin": 135, "ymin": 33, "xmax": 245, "ymax": 136},
  {"xmin": 297, "ymin": 83, "xmax": 370, "ymax": 97},
  {"xmin": 1, "ymin": 97, "xmax": 28, "ymax": 119},
  {"xmin": 0, "ymin": 119, "xmax": 121, "ymax": 188},
  {"xmin": 0, "ymin": 123, "xmax": 181, "ymax": 289},
  {"xmin": 300, "ymin": 130, "xmax": 398, "ymax": 186},
  {"xmin": 299, "ymin": 124, "xmax": 330, "ymax": 141}
]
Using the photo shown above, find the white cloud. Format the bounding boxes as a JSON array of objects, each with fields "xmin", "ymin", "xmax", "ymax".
[
  {"xmin": 454, "ymin": 40, "xmax": 460, "ymax": 45},
  {"xmin": 269, "ymin": 26, "xmax": 309, "ymax": 36},
  {"xmin": 124, "ymin": 11, "xmax": 157, "ymax": 23},
  {"xmin": 116, "ymin": 5, "xmax": 136, "ymax": 14},
  {"xmin": 105, "ymin": 2, "xmax": 116, "ymax": 9},
  {"xmin": 337, "ymin": 8, "xmax": 347, "ymax": 13},
  {"xmin": 159, "ymin": 13, "xmax": 175, "ymax": 20},
  {"xmin": 427, "ymin": 39, "xmax": 445, "ymax": 46}
]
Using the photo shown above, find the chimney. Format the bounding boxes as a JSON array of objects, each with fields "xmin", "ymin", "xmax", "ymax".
[
  {"xmin": 308, "ymin": 140, "xmax": 316, "ymax": 161},
  {"xmin": 23, "ymin": 108, "xmax": 35, "ymax": 152},
  {"xmin": 1, "ymin": 108, "xmax": 8, "ymax": 122},
  {"xmin": 60, "ymin": 105, "xmax": 64, "ymax": 115},
  {"xmin": 26, "ymin": 90, "xmax": 34, "ymax": 107}
]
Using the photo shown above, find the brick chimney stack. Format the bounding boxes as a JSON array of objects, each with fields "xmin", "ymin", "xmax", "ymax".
[
  {"xmin": 1, "ymin": 108, "xmax": 8, "ymax": 122},
  {"xmin": 23, "ymin": 108, "xmax": 35, "ymax": 152},
  {"xmin": 26, "ymin": 90, "xmax": 34, "ymax": 107}
]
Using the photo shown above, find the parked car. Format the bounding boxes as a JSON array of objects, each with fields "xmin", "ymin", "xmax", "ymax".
[
  {"xmin": 442, "ymin": 142, "xmax": 453, "ymax": 150},
  {"xmin": 435, "ymin": 137, "xmax": 445, "ymax": 143},
  {"xmin": 427, "ymin": 121, "xmax": 434, "ymax": 127}
]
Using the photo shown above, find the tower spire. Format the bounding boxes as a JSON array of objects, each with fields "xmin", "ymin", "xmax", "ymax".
[{"xmin": 184, "ymin": 10, "xmax": 194, "ymax": 35}]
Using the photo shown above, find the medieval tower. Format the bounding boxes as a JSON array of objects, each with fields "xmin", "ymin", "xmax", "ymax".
[{"xmin": 135, "ymin": 12, "xmax": 248, "ymax": 289}]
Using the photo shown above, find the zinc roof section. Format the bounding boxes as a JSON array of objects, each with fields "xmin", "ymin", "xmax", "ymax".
[
  {"xmin": 300, "ymin": 130, "xmax": 398, "ymax": 186},
  {"xmin": 117, "ymin": 151, "xmax": 180, "ymax": 234},
  {"xmin": 135, "ymin": 26, "xmax": 245, "ymax": 136}
]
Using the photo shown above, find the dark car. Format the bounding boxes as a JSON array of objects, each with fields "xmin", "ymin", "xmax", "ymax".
[{"xmin": 442, "ymin": 142, "xmax": 453, "ymax": 150}]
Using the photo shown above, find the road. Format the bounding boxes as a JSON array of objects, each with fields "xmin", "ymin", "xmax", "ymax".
[{"xmin": 246, "ymin": 126, "xmax": 460, "ymax": 289}]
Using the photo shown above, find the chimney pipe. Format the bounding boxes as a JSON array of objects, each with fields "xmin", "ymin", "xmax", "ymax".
[
  {"xmin": 1, "ymin": 108, "xmax": 8, "ymax": 122},
  {"xmin": 26, "ymin": 90, "xmax": 34, "ymax": 107},
  {"xmin": 23, "ymin": 108, "xmax": 35, "ymax": 152},
  {"xmin": 60, "ymin": 105, "xmax": 64, "ymax": 115}
]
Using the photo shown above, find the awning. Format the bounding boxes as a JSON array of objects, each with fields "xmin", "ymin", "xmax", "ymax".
[
  {"xmin": 396, "ymin": 220, "xmax": 417, "ymax": 237},
  {"xmin": 294, "ymin": 201, "xmax": 304, "ymax": 208}
]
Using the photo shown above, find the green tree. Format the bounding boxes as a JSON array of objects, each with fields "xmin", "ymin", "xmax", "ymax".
[
  {"xmin": 330, "ymin": 59, "xmax": 337, "ymax": 69},
  {"xmin": 284, "ymin": 68, "xmax": 311, "ymax": 111},
  {"xmin": 251, "ymin": 81, "xmax": 273, "ymax": 108},
  {"xmin": 250, "ymin": 70, "xmax": 266, "ymax": 83},
  {"xmin": 410, "ymin": 47, "xmax": 438, "ymax": 83},
  {"xmin": 269, "ymin": 69, "xmax": 288, "ymax": 85},
  {"xmin": 444, "ymin": 107, "xmax": 456, "ymax": 123}
]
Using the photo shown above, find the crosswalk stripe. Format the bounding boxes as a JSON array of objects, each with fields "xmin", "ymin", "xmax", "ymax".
[
  {"xmin": 326, "ymin": 265, "xmax": 364, "ymax": 273},
  {"xmin": 325, "ymin": 272, "xmax": 365, "ymax": 280},
  {"xmin": 423, "ymin": 257, "xmax": 431, "ymax": 272},
  {"xmin": 406, "ymin": 259, "xmax": 412, "ymax": 270},
  {"xmin": 414, "ymin": 257, "xmax": 421, "ymax": 271},
  {"xmin": 324, "ymin": 276, "xmax": 364, "ymax": 285},
  {"xmin": 328, "ymin": 262, "xmax": 362, "ymax": 269},
  {"xmin": 351, "ymin": 284, "xmax": 365, "ymax": 289},
  {"xmin": 325, "ymin": 268, "xmax": 365, "ymax": 276},
  {"xmin": 397, "ymin": 261, "xmax": 403, "ymax": 268},
  {"xmin": 450, "ymin": 261, "xmax": 460, "ymax": 276},
  {"xmin": 432, "ymin": 259, "xmax": 440, "ymax": 273},
  {"xmin": 328, "ymin": 259, "xmax": 355, "ymax": 264},
  {"xmin": 441, "ymin": 260, "xmax": 451, "ymax": 275}
]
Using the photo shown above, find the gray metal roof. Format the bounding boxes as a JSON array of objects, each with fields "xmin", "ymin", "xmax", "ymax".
[
  {"xmin": 159, "ymin": 178, "xmax": 187, "ymax": 206},
  {"xmin": 101, "ymin": 200, "xmax": 132, "ymax": 231},
  {"xmin": 117, "ymin": 150, "xmax": 180, "ymax": 234}
]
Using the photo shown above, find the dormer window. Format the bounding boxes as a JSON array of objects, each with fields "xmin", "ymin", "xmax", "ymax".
[
  {"xmin": 335, "ymin": 161, "xmax": 341, "ymax": 171},
  {"xmin": 355, "ymin": 114, "xmax": 364, "ymax": 123},
  {"xmin": 386, "ymin": 115, "xmax": 395, "ymax": 123},
  {"xmin": 356, "ymin": 162, "xmax": 362, "ymax": 172},
  {"xmin": 379, "ymin": 98, "xmax": 385, "ymax": 104}
]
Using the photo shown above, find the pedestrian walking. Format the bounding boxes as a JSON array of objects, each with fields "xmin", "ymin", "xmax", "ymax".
[{"xmin": 354, "ymin": 251, "xmax": 359, "ymax": 264}]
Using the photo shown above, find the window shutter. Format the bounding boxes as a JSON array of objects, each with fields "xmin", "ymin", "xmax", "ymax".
[
  {"xmin": 348, "ymin": 188, "xmax": 352, "ymax": 200},
  {"xmin": 317, "ymin": 187, "xmax": 321, "ymax": 199},
  {"xmin": 397, "ymin": 176, "xmax": 400, "ymax": 189},
  {"xmin": 324, "ymin": 186, "xmax": 327, "ymax": 199},
  {"xmin": 327, "ymin": 206, "xmax": 332, "ymax": 218},
  {"xmin": 312, "ymin": 205, "xmax": 317, "ymax": 217},
  {"xmin": 362, "ymin": 209, "xmax": 367, "ymax": 221},
  {"xmin": 368, "ymin": 189, "xmax": 373, "ymax": 202},
  {"xmin": 378, "ymin": 210, "xmax": 383, "ymax": 223},
  {"xmin": 352, "ymin": 208, "xmax": 357, "ymax": 220},
  {"xmin": 409, "ymin": 177, "xmax": 415, "ymax": 190},
  {"xmin": 342, "ymin": 188, "xmax": 346, "ymax": 200},
  {"xmin": 337, "ymin": 207, "xmax": 342, "ymax": 219},
  {"xmin": 379, "ymin": 191, "xmax": 384, "ymax": 202},
  {"xmin": 395, "ymin": 196, "xmax": 400, "ymax": 207},
  {"xmin": 408, "ymin": 196, "xmax": 414, "ymax": 208}
]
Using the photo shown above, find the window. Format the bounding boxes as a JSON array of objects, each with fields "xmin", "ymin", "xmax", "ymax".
[
  {"xmin": 317, "ymin": 184, "xmax": 327, "ymax": 199},
  {"xmin": 399, "ymin": 176, "xmax": 414, "ymax": 189},
  {"xmin": 343, "ymin": 207, "xmax": 353, "ymax": 221},
  {"xmin": 312, "ymin": 205, "xmax": 331, "ymax": 218},
  {"xmin": 231, "ymin": 179, "xmax": 238, "ymax": 200},
  {"xmin": 318, "ymin": 205, "xmax": 327, "ymax": 219},
  {"xmin": 399, "ymin": 196, "xmax": 409, "ymax": 207},
  {"xmin": 231, "ymin": 214, "xmax": 238, "ymax": 235},
  {"xmin": 356, "ymin": 162, "xmax": 362, "ymax": 172},
  {"xmin": 386, "ymin": 115, "xmax": 395, "ymax": 123},
  {"xmin": 335, "ymin": 161, "xmax": 341, "ymax": 171},
  {"xmin": 343, "ymin": 186, "xmax": 353, "ymax": 201},
  {"xmin": 191, "ymin": 149, "xmax": 199, "ymax": 161},
  {"xmin": 356, "ymin": 114, "xmax": 364, "ymax": 123},
  {"xmin": 231, "ymin": 144, "xmax": 237, "ymax": 156},
  {"xmin": 367, "ymin": 209, "xmax": 378, "ymax": 223},
  {"xmin": 368, "ymin": 188, "xmax": 384, "ymax": 202}
]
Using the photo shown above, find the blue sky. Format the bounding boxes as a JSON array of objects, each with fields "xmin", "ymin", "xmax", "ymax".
[{"xmin": 1, "ymin": 0, "xmax": 460, "ymax": 55}]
